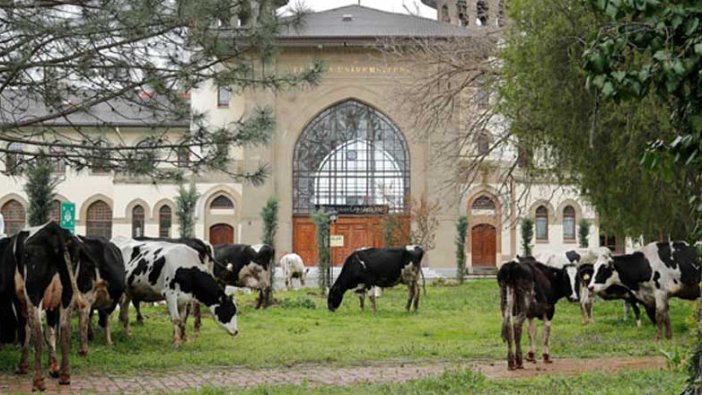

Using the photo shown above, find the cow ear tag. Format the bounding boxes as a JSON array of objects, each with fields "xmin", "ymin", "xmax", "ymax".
[
  {"xmin": 583, "ymin": 274, "xmax": 590, "ymax": 281},
  {"xmin": 227, "ymin": 263, "xmax": 234, "ymax": 271}
]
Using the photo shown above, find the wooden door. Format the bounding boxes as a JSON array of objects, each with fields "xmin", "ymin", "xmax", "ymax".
[
  {"xmin": 293, "ymin": 218, "xmax": 318, "ymax": 266},
  {"xmin": 209, "ymin": 224, "xmax": 234, "ymax": 246},
  {"xmin": 471, "ymin": 224, "xmax": 496, "ymax": 267}
]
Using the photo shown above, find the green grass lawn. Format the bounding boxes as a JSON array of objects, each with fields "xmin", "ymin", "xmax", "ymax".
[{"xmin": 0, "ymin": 280, "xmax": 695, "ymax": 375}]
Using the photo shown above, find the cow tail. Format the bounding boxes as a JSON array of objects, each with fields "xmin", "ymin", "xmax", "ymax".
[
  {"xmin": 420, "ymin": 266, "xmax": 426, "ymax": 296},
  {"xmin": 501, "ymin": 285, "xmax": 515, "ymax": 343}
]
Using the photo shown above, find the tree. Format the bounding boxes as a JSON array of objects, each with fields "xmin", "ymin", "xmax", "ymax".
[
  {"xmin": 498, "ymin": 0, "xmax": 695, "ymax": 240},
  {"xmin": 175, "ymin": 181, "xmax": 199, "ymax": 238},
  {"xmin": 520, "ymin": 218, "xmax": 533, "ymax": 257},
  {"xmin": 578, "ymin": 218, "xmax": 590, "ymax": 249},
  {"xmin": 24, "ymin": 155, "xmax": 57, "ymax": 226},
  {"xmin": 260, "ymin": 196, "xmax": 278, "ymax": 301},
  {"xmin": 455, "ymin": 216, "xmax": 468, "ymax": 283},
  {"xmin": 410, "ymin": 194, "xmax": 442, "ymax": 253},
  {"xmin": 0, "ymin": 1, "xmax": 322, "ymax": 181},
  {"xmin": 311, "ymin": 210, "xmax": 330, "ymax": 292}
]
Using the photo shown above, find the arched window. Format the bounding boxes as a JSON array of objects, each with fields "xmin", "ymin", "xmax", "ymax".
[
  {"xmin": 535, "ymin": 205, "xmax": 548, "ymax": 240},
  {"xmin": 50, "ymin": 142, "xmax": 66, "ymax": 174},
  {"xmin": 476, "ymin": 131, "xmax": 491, "ymax": 155},
  {"xmin": 477, "ymin": 0, "xmax": 489, "ymax": 26},
  {"xmin": 87, "ymin": 200, "xmax": 112, "ymax": 238},
  {"xmin": 472, "ymin": 195, "xmax": 496, "ymax": 211},
  {"xmin": 210, "ymin": 195, "xmax": 234, "ymax": 209},
  {"xmin": 49, "ymin": 200, "xmax": 62, "ymax": 223},
  {"xmin": 131, "ymin": 205, "xmax": 145, "ymax": 237},
  {"xmin": 159, "ymin": 205, "xmax": 172, "ymax": 237},
  {"xmin": 440, "ymin": 5, "xmax": 450, "ymax": 23},
  {"xmin": 563, "ymin": 205, "xmax": 576, "ymax": 241},
  {"xmin": 1, "ymin": 200, "xmax": 25, "ymax": 235},
  {"xmin": 293, "ymin": 100, "xmax": 410, "ymax": 214}
]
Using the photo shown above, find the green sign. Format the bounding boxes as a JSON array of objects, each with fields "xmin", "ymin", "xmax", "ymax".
[{"xmin": 60, "ymin": 202, "xmax": 76, "ymax": 234}]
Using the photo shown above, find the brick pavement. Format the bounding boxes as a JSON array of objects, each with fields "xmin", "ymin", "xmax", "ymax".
[{"xmin": 0, "ymin": 356, "xmax": 665, "ymax": 394}]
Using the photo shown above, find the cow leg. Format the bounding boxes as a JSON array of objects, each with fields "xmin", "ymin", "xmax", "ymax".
[
  {"xmin": 628, "ymin": 301, "xmax": 642, "ymax": 327},
  {"xmin": 654, "ymin": 293, "xmax": 672, "ymax": 340},
  {"xmin": 44, "ymin": 310, "xmax": 59, "ymax": 378},
  {"xmin": 165, "ymin": 293, "xmax": 183, "ymax": 346},
  {"xmin": 300, "ymin": 275, "xmax": 306, "ymax": 288},
  {"xmin": 192, "ymin": 302, "xmax": 201, "ymax": 333},
  {"xmin": 134, "ymin": 300, "xmax": 144, "ymax": 325},
  {"xmin": 513, "ymin": 315, "xmax": 526, "ymax": 369},
  {"xmin": 370, "ymin": 292, "xmax": 378, "ymax": 313},
  {"xmin": 526, "ymin": 318, "xmax": 536, "ymax": 362},
  {"xmin": 58, "ymin": 303, "xmax": 74, "ymax": 385},
  {"xmin": 27, "ymin": 304, "xmax": 46, "ymax": 391},
  {"xmin": 78, "ymin": 302, "xmax": 91, "ymax": 356},
  {"xmin": 542, "ymin": 316, "xmax": 552, "ymax": 363},
  {"xmin": 255, "ymin": 289, "xmax": 264, "ymax": 309},
  {"xmin": 87, "ymin": 308, "xmax": 95, "ymax": 341},
  {"xmin": 17, "ymin": 322, "xmax": 30, "ymax": 375},
  {"xmin": 119, "ymin": 294, "xmax": 131, "ymax": 335},
  {"xmin": 98, "ymin": 310, "xmax": 113, "ymax": 346},
  {"xmin": 285, "ymin": 276, "xmax": 291, "ymax": 291},
  {"xmin": 178, "ymin": 303, "xmax": 189, "ymax": 343},
  {"xmin": 501, "ymin": 286, "xmax": 516, "ymax": 370}
]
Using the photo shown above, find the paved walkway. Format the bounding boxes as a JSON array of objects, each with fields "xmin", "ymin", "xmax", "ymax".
[{"xmin": 0, "ymin": 357, "xmax": 666, "ymax": 393}]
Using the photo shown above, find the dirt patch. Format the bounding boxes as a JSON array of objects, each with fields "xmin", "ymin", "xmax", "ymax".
[{"xmin": 470, "ymin": 356, "xmax": 666, "ymax": 379}]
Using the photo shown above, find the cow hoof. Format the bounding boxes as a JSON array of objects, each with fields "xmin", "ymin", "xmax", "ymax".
[
  {"xmin": 59, "ymin": 374, "xmax": 71, "ymax": 385},
  {"xmin": 542, "ymin": 354, "xmax": 552, "ymax": 364},
  {"xmin": 78, "ymin": 349, "xmax": 88, "ymax": 357},
  {"xmin": 49, "ymin": 362, "xmax": 60, "ymax": 378},
  {"xmin": 32, "ymin": 378, "xmax": 46, "ymax": 392},
  {"xmin": 526, "ymin": 352, "xmax": 536, "ymax": 362},
  {"xmin": 15, "ymin": 365, "xmax": 28, "ymax": 375}
]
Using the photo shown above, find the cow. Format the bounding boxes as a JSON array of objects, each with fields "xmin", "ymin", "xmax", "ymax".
[
  {"xmin": 214, "ymin": 243, "xmax": 275, "ymax": 309},
  {"xmin": 588, "ymin": 241, "xmax": 700, "ymax": 339},
  {"xmin": 327, "ymin": 246, "xmax": 425, "ymax": 313},
  {"xmin": 497, "ymin": 256, "xmax": 579, "ymax": 370},
  {"xmin": 279, "ymin": 253, "xmax": 309, "ymax": 291},
  {"xmin": 131, "ymin": 236, "xmax": 225, "ymax": 331},
  {"xmin": 112, "ymin": 237, "xmax": 238, "ymax": 344},
  {"xmin": 0, "ymin": 223, "xmax": 82, "ymax": 391},
  {"xmin": 77, "ymin": 236, "xmax": 125, "ymax": 347}
]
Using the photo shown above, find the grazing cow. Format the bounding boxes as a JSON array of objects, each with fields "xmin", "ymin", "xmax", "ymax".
[
  {"xmin": 0, "ymin": 223, "xmax": 81, "ymax": 391},
  {"xmin": 588, "ymin": 241, "xmax": 700, "ymax": 339},
  {"xmin": 77, "ymin": 236, "xmax": 125, "ymax": 347},
  {"xmin": 279, "ymin": 253, "xmax": 309, "ymax": 290},
  {"xmin": 327, "ymin": 246, "xmax": 425, "ymax": 313},
  {"xmin": 214, "ymin": 244, "xmax": 275, "ymax": 309},
  {"xmin": 112, "ymin": 237, "xmax": 238, "ymax": 344},
  {"xmin": 497, "ymin": 256, "xmax": 579, "ymax": 370}
]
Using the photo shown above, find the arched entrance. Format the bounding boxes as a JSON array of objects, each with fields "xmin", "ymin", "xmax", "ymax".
[
  {"xmin": 471, "ymin": 224, "xmax": 496, "ymax": 267},
  {"xmin": 209, "ymin": 223, "xmax": 234, "ymax": 245},
  {"xmin": 292, "ymin": 100, "xmax": 410, "ymax": 265}
]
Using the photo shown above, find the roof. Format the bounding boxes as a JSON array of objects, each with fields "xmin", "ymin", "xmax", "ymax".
[
  {"xmin": 279, "ymin": 5, "xmax": 474, "ymax": 43},
  {"xmin": 0, "ymin": 90, "xmax": 190, "ymax": 129}
]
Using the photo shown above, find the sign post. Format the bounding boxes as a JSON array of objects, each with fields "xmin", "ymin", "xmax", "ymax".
[{"xmin": 60, "ymin": 202, "xmax": 76, "ymax": 234}]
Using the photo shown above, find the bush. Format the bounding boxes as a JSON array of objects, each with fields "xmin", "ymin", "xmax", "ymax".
[
  {"xmin": 520, "ymin": 218, "xmax": 534, "ymax": 256},
  {"xmin": 579, "ymin": 218, "xmax": 590, "ymax": 248},
  {"xmin": 280, "ymin": 297, "xmax": 317, "ymax": 310}
]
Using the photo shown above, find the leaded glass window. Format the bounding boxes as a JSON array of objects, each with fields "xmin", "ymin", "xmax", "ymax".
[{"xmin": 293, "ymin": 100, "xmax": 410, "ymax": 214}]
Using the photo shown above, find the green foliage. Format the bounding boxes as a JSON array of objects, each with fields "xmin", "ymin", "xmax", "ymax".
[
  {"xmin": 382, "ymin": 212, "xmax": 400, "ymax": 247},
  {"xmin": 455, "ymin": 216, "xmax": 468, "ymax": 283},
  {"xmin": 311, "ymin": 211, "xmax": 330, "ymax": 291},
  {"xmin": 175, "ymin": 181, "xmax": 199, "ymax": 238},
  {"xmin": 24, "ymin": 155, "xmax": 56, "ymax": 226},
  {"xmin": 279, "ymin": 297, "xmax": 316, "ymax": 310},
  {"xmin": 499, "ymin": 0, "xmax": 695, "ymax": 239},
  {"xmin": 520, "ymin": 218, "xmax": 534, "ymax": 257},
  {"xmin": 578, "ymin": 218, "xmax": 590, "ymax": 248},
  {"xmin": 260, "ymin": 196, "xmax": 279, "ymax": 248}
]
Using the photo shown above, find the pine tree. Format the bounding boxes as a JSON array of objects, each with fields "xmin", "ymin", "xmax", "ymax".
[
  {"xmin": 455, "ymin": 216, "xmax": 468, "ymax": 283},
  {"xmin": 24, "ymin": 155, "xmax": 57, "ymax": 226},
  {"xmin": 260, "ymin": 196, "xmax": 279, "ymax": 302},
  {"xmin": 578, "ymin": 219, "xmax": 590, "ymax": 248},
  {"xmin": 311, "ymin": 211, "xmax": 331, "ymax": 292},
  {"xmin": 175, "ymin": 182, "xmax": 199, "ymax": 238},
  {"xmin": 520, "ymin": 218, "xmax": 534, "ymax": 257}
]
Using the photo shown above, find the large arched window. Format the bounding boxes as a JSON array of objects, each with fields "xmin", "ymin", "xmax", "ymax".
[
  {"xmin": 131, "ymin": 205, "xmax": 145, "ymax": 237},
  {"xmin": 563, "ymin": 205, "xmax": 576, "ymax": 241},
  {"xmin": 159, "ymin": 205, "xmax": 172, "ymax": 237},
  {"xmin": 211, "ymin": 195, "xmax": 234, "ymax": 209},
  {"xmin": 535, "ymin": 205, "xmax": 548, "ymax": 241},
  {"xmin": 293, "ymin": 100, "xmax": 410, "ymax": 214},
  {"xmin": 1, "ymin": 200, "xmax": 25, "ymax": 235},
  {"xmin": 472, "ymin": 195, "xmax": 496, "ymax": 212},
  {"xmin": 87, "ymin": 200, "xmax": 112, "ymax": 238}
]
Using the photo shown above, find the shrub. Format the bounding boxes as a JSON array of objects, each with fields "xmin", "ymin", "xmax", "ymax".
[
  {"xmin": 520, "ymin": 218, "xmax": 534, "ymax": 256},
  {"xmin": 455, "ymin": 216, "xmax": 468, "ymax": 283}
]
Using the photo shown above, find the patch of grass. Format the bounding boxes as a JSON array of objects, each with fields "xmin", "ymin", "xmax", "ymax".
[
  {"xmin": 186, "ymin": 369, "xmax": 685, "ymax": 394},
  {"xmin": 0, "ymin": 280, "xmax": 694, "ymax": 375}
]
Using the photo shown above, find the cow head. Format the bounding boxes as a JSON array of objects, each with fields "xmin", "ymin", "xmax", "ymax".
[
  {"xmin": 405, "ymin": 245, "xmax": 425, "ymax": 264},
  {"xmin": 561, "ymin": 264, "xmax": 579, "ymax": 302},
  {"xmin": 209, "ymin": 291, "xmax": 238, "ymax": 336},
  {"xmin": 327, "ymin": 284, "xmax": 344, "ymax": 312},
  {"xmin": 588, "ymin": 254, "xmax": 619, "ymax": 294}
]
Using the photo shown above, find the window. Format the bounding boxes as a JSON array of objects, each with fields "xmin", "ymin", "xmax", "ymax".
[
  {"xmin": 477, "ymin": 0, "xmax": 489, "ymax": 26},
  {"xmin": 535, "ymin": 205, "xmax": 548, "ymax": 241},
  {"xmin": 600, "ymin": 232, "xmax": 624, "ymax": 254},
  {"xmin": 132, "ymin": 205, "xmax": 145, "ymax": 237},
  {"xmin": 1, "ymin": 200, "xmax": 25, "ymax": 235},
  {"xmin": 211, "ymin": 195, "xmax": 234, "ymax": 209},
  {"xmin": 476, "ymin": 131, "xmax": 491, "ymax": 155},
  {"xmin": 563, "ymin": 206, "xmax": 576, "ymax": 240},
  {"xmin": 49, "ymin": 200, "xmax": 62, "ymax": 223},
  {"xmin": 50, "ymin": 142, "xmax": 66, "ymax": 174},
  {"xmin": 5, "ymin": 142, "xmax": 23, "ymax": 173},
  {"xmin": 159, "ymin": 206, "xmax": 172, "ymax": 237},
  {"xmin": 217, "ymin": 85, "xmax": 230, "ymax": 107},
  {"xmin": 177, "ymin": 146, "xmax": 190, "ymax": 168},
  {"xmin": 440, "ymin": 5, "xmax": 450, "ymax": 23},
  {"xmin": 86, "ymin": 200, "xmax": 112, "ymax": 238},
  {"xmin": 91, "ymin": 141, "xmax": 111, "ymax": 174},
  {"xmin": 472, "ymin": 195, "xmax": 496, "ymax": 210}
]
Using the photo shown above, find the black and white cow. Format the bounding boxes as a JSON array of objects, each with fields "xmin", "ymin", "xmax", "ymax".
[
  {"xmin": 77, "ymin": 236, "xmax": 125, "ymax": 347},
  {"xmin": 112, "ymin": 237, "xmax": 238, "ymax": 344},
  {"xmin": 497, "ymin": 256, "xmax": 579, "ymax": 370},
  {"xmin": 279, "ymin": 253, "xmax": 309, "ymax": 291},
  {"xmin": 0, "ymin": 223, "xmax": 81, "ymax": 391},
  {"xmin": 588, "ymin": 241, "xmax": 700, "ymax": 339},
  {"xmin": 327, "ymin": 246, "xmax": 425, "ymax": 313},
  {"xmin": 214, "ymin": 244, "xmax": 275, "ymax": 309}
]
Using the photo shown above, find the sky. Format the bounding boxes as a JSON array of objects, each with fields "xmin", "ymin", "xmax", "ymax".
[{"xmin": 281, "ymin": 0, "xmax": 437, "ymax": 19}]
